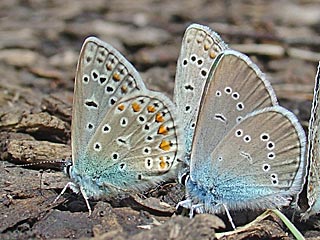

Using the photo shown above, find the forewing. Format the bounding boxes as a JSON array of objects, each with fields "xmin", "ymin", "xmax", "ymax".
[
  {"xmin": 191, "ymin": 50, "xmax": 278, "ymax": 166},
  {"xmin": 174, "ymin": 24, "xmax": 228, "ymax": 163},
  {"xmin": 72, "ymin": 37, "xmax": 146, "ymax": 162}
]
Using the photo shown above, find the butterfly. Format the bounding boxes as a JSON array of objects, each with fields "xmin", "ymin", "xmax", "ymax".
[
  {"xmin": 55, "ymin": 37, "xmax": 183, "ymax": 214},
  {"xmin": 301, "ymin": 62, "xmax": 320, "ymax": 219},
  {"xmin": 174, "ymin": 23, "xmax": 307, "ymax": 226}
]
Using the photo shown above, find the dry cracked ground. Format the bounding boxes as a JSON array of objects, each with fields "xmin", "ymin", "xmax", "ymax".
[{"xmin": 1, "ymin": 0, "xmax": 320, "ymax": 239}]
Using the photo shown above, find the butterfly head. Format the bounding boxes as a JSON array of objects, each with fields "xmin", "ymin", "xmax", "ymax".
[{"xmin": 62, "ymin": 157, "xmax": 73, "ymax": 178}]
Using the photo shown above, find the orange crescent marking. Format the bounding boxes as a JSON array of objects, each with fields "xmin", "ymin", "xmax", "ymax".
[
  {"xmin": 132, "ymin": 102, "xmax": 141, "ymax": 112},
  {"xmin": 158, "ymin": 125, "xmax": 168, "ymax": 135},
  {"xmin": 159, "ymin": 140, "xmax": 171, "ymax": 151},
  {"xmin": 147, "ymin": 105, "xmax": 156, "ymax": 113},
  {"xmin": 117, "ymin": 104, "xmax": 125, "ymax": 111},
  {"xmin": 155, "ymin": 113, "xmax": 164, "ymax": 122},
  {"xmin": 113, "ymin": 72, "xmax": 121, "ymax": 81}
]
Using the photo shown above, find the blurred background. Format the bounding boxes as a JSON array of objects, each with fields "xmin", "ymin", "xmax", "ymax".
[{"xmin": 1, "ymin": 0, "xmax": 320, "ymax": 239}]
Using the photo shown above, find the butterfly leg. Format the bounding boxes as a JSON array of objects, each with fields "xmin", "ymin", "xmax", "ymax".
[
  {"xmin": 176, "ymin": 198, "xmax": 193, "ymax": 210},
  {"xmin": 189, "ymin": 203, "xmax": 204, "ymax": 218},
  {"xmin": 53, "ymin": 181, "xmax": 79, "ymax": 203},
  {"xmin": 221, "ymin": 203, "xmax": 235, "ymax": 229},
  {"xmin": 79, "ymin": 185, "xmax": 92, "ymax": 216}
]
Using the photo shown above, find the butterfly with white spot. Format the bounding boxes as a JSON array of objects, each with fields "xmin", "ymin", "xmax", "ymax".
[
  {"xmin": 55, "ymin": 37, "xmax": 183, "ymax": 214},
  {"xmin": 300, "ymin": 62, "xmax": 320, "ymax": 219},
  {"xmin": 174, "ymin": 23, "xmax": 307, "ymax": 227}
]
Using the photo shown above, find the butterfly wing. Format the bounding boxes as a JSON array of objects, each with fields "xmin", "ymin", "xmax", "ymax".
[
  {"xmin": 72, "ymin": 37, "xmax": 146, "ymax": 162},
  {"xmin": 304, "ymin": 62, "xmax": 320, "ymax": 217},
  {"xmin": 190, "ymin": 50, "xmax": 278, "ymax": 169},
  {"xmin": 74, "ymin": 91, "xmax": 183, "ymax": 197},
  {"xmin": 188, "ymin": 106, "xmax": 306, "ymax": 212},
  {"xmin": 174, "ymin": 24, "xmax": 228, "ymax": 163}
]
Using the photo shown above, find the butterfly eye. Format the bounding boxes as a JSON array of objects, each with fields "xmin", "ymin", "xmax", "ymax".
[{"xmin": 179, "ymin": 171, "xmax": 190, "ymax": 186}]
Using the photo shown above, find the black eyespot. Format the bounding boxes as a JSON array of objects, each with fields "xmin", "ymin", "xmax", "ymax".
[
  {"xmin": 185, "ymin": 85, "xmax": 194, "ymax": 91},
  {"xmin": 263, "ymin": 165, "xmax": 269, "ymax": 171},
  {"xmin": 197, "ymin": 59, "xmax": 203, "ymax": 65},
  {"xmin": 106, "ymin": 86, "xmax": 113, "ymax": 92},
  {"xmin": 237, "ymin": 102, "xmax": 244, "ymax": 110},
  {"xmin": 94, "ymin": 143, "xmax": 101, "ymax": 150},
  {"xmin": 139, "ymin": 116, "xmax": 145, "ymax": 122},
  {"xmin": 183, "ymin": 59, "xmax": 188, "ymax": 65},
  {"xmin": 201, "ymin": 70, "xmax": 207, "ymax": 77},
  {"xmin": 268, "ymin": 142, "xmax": 274, "ymax": 148},
  {"xmin": 99, "ymin": 77, "xmax": 107, "ymax": 84},
  {"xmin": 83, "ymin": 76, "xmax": 89, "ymax": 83},
  {"xmin": 191, "ymin": 56, "xmax": 196, "ymax": 61},
  {"xmin": 85, "ymin": 100, "xmax": 98, "ymax": 108},
  {"xmin": 103, "ymin": 125, "xmax": 110, "ymax": 132},
  {"xmin": 92, "ymin": 71, "xmax": 98, "ymax": 79},
  {"xmin": 88, "ymin": 123, "xmax": 93, "ymax": 129}
]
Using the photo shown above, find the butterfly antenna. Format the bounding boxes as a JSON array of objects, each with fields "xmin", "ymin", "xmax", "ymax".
[{"xmin": 5, "ymin": 159, "xmax": 71, "ymax": 171}]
